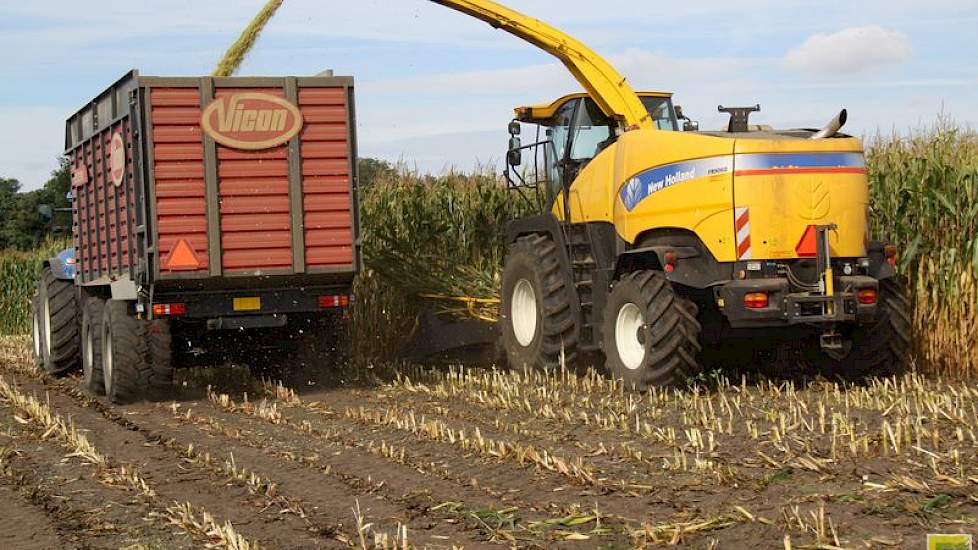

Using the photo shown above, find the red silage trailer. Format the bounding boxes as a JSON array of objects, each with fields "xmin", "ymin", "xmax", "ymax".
[{"xmin": 31, "ymin": 70, "xmax": 361, "ymax": 403}]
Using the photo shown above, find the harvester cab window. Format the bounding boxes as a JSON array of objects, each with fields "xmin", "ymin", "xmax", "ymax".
[
  {"xmin": 569, "ymin": 99, "xmax": 614, "ymax": 161},
  {"xmin": 640, "ymin": 96, "xmax": 680, "ymax": 131},
  {"xmin": 547, "ymin": 100, "xmax": 576, "ymax": 197}
]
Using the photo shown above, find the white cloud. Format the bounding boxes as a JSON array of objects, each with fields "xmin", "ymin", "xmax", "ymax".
[{"xmin": 784, "ymin": 25, "xmax": 912, "ymax": 75}]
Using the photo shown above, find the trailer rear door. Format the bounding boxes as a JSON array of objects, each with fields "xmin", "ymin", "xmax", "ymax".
[{"xmin": 141, "ymin": 76, "xmax": 359, "ymax": 281}]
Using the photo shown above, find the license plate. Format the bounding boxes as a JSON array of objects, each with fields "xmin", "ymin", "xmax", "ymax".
[{"xmin": 233, "ymin": 297, "xmax": 261, "ymax": 312}]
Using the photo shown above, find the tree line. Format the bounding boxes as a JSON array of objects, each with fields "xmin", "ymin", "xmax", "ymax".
[{"xmin": 0, "ymin": 160, "xmax": 71, "ymax": 251}]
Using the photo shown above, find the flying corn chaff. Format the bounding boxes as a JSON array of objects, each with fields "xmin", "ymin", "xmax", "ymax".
[{"xmin": 213, "ymin": 0, "xmax": 285, "ymax": 77}]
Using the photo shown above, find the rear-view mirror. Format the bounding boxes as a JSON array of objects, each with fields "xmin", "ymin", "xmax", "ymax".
[{"xmin": 37, "ymin": 204, "xmax": 53, "ymax": 224}]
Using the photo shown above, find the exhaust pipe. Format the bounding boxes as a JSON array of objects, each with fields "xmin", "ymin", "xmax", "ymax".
[{"xmin": 811, "ymin": 109, "xmax": 847, "ymax": 139}]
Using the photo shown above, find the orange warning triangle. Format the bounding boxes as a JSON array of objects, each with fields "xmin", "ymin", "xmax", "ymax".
[
  {"xmin": 163, "ymin": 239, "xmax": 201, "ymax": 271},
  {"xmin": 795, "ymin": 225, "xmax": 818, "ymax": 257}
]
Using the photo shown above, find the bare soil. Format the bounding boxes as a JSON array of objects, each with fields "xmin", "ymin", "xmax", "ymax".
[{"xmin": 1, "ymin": 335, "xmax": 976, "ymax": 548}]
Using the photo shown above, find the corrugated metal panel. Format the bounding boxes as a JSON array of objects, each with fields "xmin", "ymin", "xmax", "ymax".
[
  {"xmin": 216, "ymin": 88, "xmax": 294, "ymax": 273},
  {"xmin": 70, "ymin": 118, "xmax": 137, "ymax": 283},
  {"xmin": 298, "ymin": 88, "xmax": 355, "ymax": 269},
  {"xmin": 151, "ymin": 88, "xmax": 209, "ymax": 275}
]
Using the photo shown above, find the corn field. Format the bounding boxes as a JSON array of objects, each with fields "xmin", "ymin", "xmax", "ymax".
[
  {"xmin": 0, "ymin": 241, "xmax": 67, "ymax": 335},
  {"xmin": 357, "ymin": 166, "xmax": 540, "ymax": 325},
  {"xmin": 868, "ymin": 122, "xmax": 978, "ymax": 377}
]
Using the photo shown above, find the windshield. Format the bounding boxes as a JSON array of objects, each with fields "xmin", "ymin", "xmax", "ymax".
[{"xmin": 640, "ymin": 97, "xmax": 679, "ymax": 131}]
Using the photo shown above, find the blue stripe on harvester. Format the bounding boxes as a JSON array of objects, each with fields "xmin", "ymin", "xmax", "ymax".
[
  {"xmin": 620, "ymin": 156, "xmax": 732, "ymax": 212},
  {"xmin": 734, "ymin": 152, "xmax": 865, "ymax": 170}
]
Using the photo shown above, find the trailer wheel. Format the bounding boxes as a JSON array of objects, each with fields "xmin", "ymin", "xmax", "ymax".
[
  {"xmin": 102, "ymin": 300, "xmax": 173, "ymax": 404},
  {"xmin": 500, "ymin": 234, "xmax": 578, "ymax": 370},
  {"xmin": 37, "ymin": 267, "xmax": 80, "ymax": 375},
  {"xmin": 820, "ymin": 279, "xmax": 912, "ymax": 380},
  {"xmin": 602, "ymin": 270, "xmax": 702, "ymax": 390},
  {"xmin": 81, "ymin": 297, "xmax": 106, "ymax": 394},
  {"xmin": 147, "ymin": 319, "xmax": 173, "ymax": 388}
]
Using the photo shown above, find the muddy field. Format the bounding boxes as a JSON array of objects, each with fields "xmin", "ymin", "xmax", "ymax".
[{"xmin": 0, "ymin": 336, "xmax": 976, "ymax": 549}]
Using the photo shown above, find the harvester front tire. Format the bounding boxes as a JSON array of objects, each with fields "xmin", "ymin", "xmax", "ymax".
[
  {"xmin": 500, "ymin": 234, "xmax": 578, "ymax": 370},
  {"xmin": 822, "ymin": 279, "xmax": 912, "ymax": 380},
  {"xmin": 37, "ymin": 267, "xmax": 80, "ymax": 375},
  {"xmin": 81, "ymin": 297, "xmax": 106, "ymax": 395},
  {"xmin": 102, "ymin": 300, "xmax": 173, "ymax": 404},
  {"xmin": 602, "ymin": 270, "xmax": 701, "ymax": 390}
]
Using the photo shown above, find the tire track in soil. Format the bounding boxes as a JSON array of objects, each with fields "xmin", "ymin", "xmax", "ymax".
[
  {"xmin": 341, "ymin": 385, "xmax": 780, "ymax": 502},
  {"xmin": 167, "ymin": 393, "xmax": 650, "ymax": 546},
  {"xmin": 330, "ymin": 380, "xmax": 875, "ymax": 526},
  {"xmin": 233, "ymin": 386, "xmax": 781, "ymax": 547},
  {"xmin": 5, "ymin": 369, "xmax": 503, "ymax": 549},
  {"xmin": 214, "ymin": 385, "xmax": 697, "ymax": 525},
  {"xmin": 0, "ymin": 371, "xmax": 345, "ymax": 550},
  {"xmin": 1, "ymin": 339, "xmax": 765, "ymax": 547},
  {"xmin": 0, "ymin": 405, "xmax": 194, "ymax": 549},
  {"xmin": 343, "ymin": 386, "xmax": 718, "ymax": 479}
]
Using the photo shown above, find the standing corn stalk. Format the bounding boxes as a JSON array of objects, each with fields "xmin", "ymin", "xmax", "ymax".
[
  {"xmin": 213, "ymin": 0, "xmax": 285, "ymax": 77},
  {"xmin": 868, "ymin": 122, "xmax": 978, "ymax": 377}
]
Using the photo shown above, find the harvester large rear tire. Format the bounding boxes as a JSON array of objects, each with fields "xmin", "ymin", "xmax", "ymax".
[
  {"xmin": 602, "ymin": 270, "xmax": 702, "ymax": 390},
  {"xmin": 500, "ymin": 234, "xmax": 578, "ymax": 370},
  {"xmin": 37, "ymin": 267, "xmax": 80, "ymax": 375},
  {"xmin": 820, "ymin": 279, "xmax": 912, "ymax": 380},
  {"xmin": 102, "ymin": 300, "xmax": 173, "ymax": 404},
  {"xmin": 81, "ymin": 297, "xmax": 106, "ymax": 395}
]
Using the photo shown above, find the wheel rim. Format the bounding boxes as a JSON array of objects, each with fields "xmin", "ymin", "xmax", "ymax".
[
  {"xmin": 615, "ymin": 302, "xmax": 645, "ymax": 370},
  {"xmin": 84, "ymin": 322, "xmax": 94, "ymax": 374},
  {"xmin": 511, "ymin": 278, "xmax": 538, "ymax": 347},
  {"xmin": 43, "ymin": 296, "xmax": 52, "ymax": 358},
  {"xmin": 103, "ymin": 323, "xmax": 113, "ymax": 395},
  {"xmin": 32, "ymin": 311, "xmax": 41, "ymax": 359}
]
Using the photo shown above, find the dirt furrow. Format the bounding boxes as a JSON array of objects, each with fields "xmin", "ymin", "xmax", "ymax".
[
  {"xmin": 230, "ymin": 385, "xmax": 705, "ymax": 524},
  {"xmin": 0, "ymin": 371, "xmax": 343, "ymax": 549},
  {"xmin": 0, "ymin": 403, "xmax": 194, "ymax": 549},
  {"xmin": 2, "ymin": 366, "xmax": 509, "ymax": 549},
  {"xmin": 160, "ymin": 393, "xmax": 631, "ymax": 546}
]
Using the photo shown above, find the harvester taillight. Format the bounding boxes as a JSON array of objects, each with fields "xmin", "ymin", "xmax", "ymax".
[
  {"xmin": 795, "ymin": 225, "xmax": 818, "ymax": 257},
  {"xmin": 857, "ymin": 288, "xmax": 878, "ymax": 305},
  {"xmin": 744, "ymin": 292, "xmax": 769, "ymax": 309},
  {"xmin": 318, "ymin": 295, "xmax": 350, "ymax": 309},
  {"xmin": 664, "ymin": 251, "xmax": 678, "ymax": 273},
  {"xmin": 884, "ymin": 244, "xmax": 898, "ymax": 267},
  {"xmin": 152, "ymin": 303, "xmax": 187, "ymax": 317}
]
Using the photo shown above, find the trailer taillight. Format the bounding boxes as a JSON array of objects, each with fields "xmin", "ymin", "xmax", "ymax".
[
  {"xmin": 857, "ymin": 288, "xmax": 878, "ymax": 305},
  {"xmin": 152, "ymin": 303, "xmax": 187, "ymax": 317},
  {"xmin": 318, "ymin": 295, "xmax": 350, "ymax": 309},
  {"xmin": 744, "ymin": 292, "xmax": 769, "ymax": 309}
]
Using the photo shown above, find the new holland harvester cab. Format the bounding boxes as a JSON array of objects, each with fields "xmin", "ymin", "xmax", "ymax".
[{"xmin": 434, "ymin": 0, "xmax": 910, "ymax": 389}]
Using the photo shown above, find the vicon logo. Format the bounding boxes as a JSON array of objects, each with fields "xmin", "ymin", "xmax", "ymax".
[{"xmin": 201, "ymin": 92, "xmax": 303, "ymax": 150}]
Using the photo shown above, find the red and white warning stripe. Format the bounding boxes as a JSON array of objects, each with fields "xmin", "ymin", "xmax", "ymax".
[{"xmin": 735, "ymin": 207, "xmax": 752, "ymax": 260}]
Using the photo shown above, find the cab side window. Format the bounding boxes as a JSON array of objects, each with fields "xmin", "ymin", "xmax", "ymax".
[
  {"xmin": 548, "ymin": 100, "xmax": 577, "ymax": 196},
  {"xmin": 569, "ymin": 99, "xmax": 613, "ymax": 161}
]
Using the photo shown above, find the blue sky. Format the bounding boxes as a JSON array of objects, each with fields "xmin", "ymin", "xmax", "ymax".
[{"xmin": 2, "ymin": 0, "xmax": 977, "ymax": 189}]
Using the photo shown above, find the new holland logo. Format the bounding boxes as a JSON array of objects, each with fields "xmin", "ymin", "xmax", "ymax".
[{"xmin": 201, "ymin": 92, "xmax": 303, "ymax": 150}]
